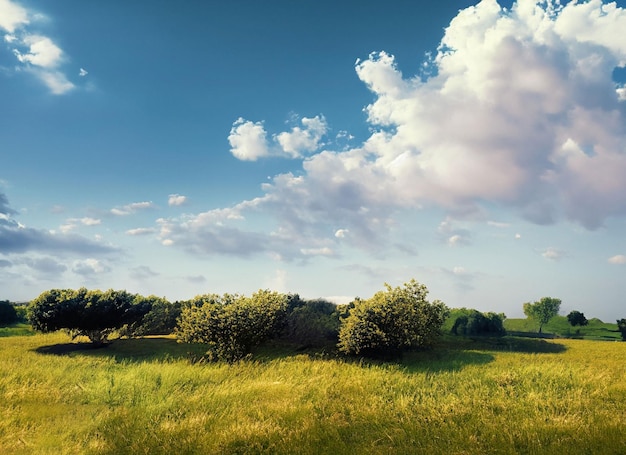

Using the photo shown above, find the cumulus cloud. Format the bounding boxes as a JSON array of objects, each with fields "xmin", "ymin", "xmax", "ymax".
[
  {"xmin": 608, "ymin": 254, "xmax": 626, "ymax": 265},
  {"xmin": 228, "ymin": 115, "xmax": 328, "ymax": 161},
  {"xmin": 168, "ymin": 194, "xmax": 188, "ymax": 206},
  {"xmin": 126, "ymin": 227, "xmax": 156, "ymax": 236},
  {"xmin": 160, "ymin": 0, "xmax": 626, "ymax": 259},
  {"xmin": 72, "ymin": 258, "xmax": 110, "ymax": 275},
  {"xmin": 0, "ymin": 0, "xmax": 75, "ymax": 94}
]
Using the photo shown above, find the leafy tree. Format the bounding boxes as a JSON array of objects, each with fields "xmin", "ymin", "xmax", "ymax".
[
  {"xmin": 176, "ymin": 290, "xmax": 288, "ymax": 362},
  {"xmin": 450, "ymin": 308, "xmax": 506, "ymax": 337},
  {"xmin": 567, "ymin": 310, "xmax": 588, "ymax": 327},
  {"xmin": 120, "ymin": 296, "xmax": 181, "ymax": 337},
  {"xmin": 0, "ymin": 300, "xmax": 18, "ymax": 326},
  {"xmin": 617, "ymin": 319, "xmax": 626, "ymax": 341},
  {"xmin": 523, "ymin": 297, "xmax": 561, "ymax": 334},
  {"xmin": 338, "ymin": 279, "xmax": 449, "ymax": 357},
  {"xmin": 281, "ymin": 298, "xmax": 340, "ymax": 348},
  {"xmin": 28, "ymin": 288, "xmax": 152, "ymax": 345}
]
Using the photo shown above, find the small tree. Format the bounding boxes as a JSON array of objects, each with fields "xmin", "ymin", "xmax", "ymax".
[
  {"xmin": 450, "ymin": 309, "xmax": 506, "ymax": 337},
  {"xmin": 523, "ymin": 297, "xmax": 561, "ymax": 334},
  {"xmin": 338, "ymin": 279, "xmax": 449, "ymax": 357},
  {"xmin": 567, "ymin": 310, "xmax": 588, "ymax": 328},
  {"xmin": 29, "ymin": 288, "xmax": 152, "ymax": 345},
  {"xmin": 617, "ymin": 319, "xmax": 626, "ymax": 341},
  {"xmin": 0, "ymin": 300, "xmax": 18, "ymax": 326}
]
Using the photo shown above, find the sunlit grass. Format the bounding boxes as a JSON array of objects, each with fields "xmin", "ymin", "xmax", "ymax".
[{"xmin": 0, "ymin": 332, "xmax": 625, "ymax": 454}]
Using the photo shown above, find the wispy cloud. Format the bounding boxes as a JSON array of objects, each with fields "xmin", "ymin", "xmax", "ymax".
[
  {"xmin": 111, "ymin": 201, "xmax": 155, "ymax": 216},
  {"xmin": 0, "ymin": 0, "xmax": 76, "ymax": 94},
  {"xmin": 608, "ymin": 254, "xmax": 626, "ymax": 265}
]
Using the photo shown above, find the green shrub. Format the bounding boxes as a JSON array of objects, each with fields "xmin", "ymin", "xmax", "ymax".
[
  {"xmin": 281, "ymin": 298, "xmax": 340, "ymax": 348},
  {"xmin": 450, "ymin": 308, "xmax": 506, "ymax": 337},
  {"xmin": 120, "ymin": 296, "xmax": 181, "ymax": 337},
  {"xmin": 0, "ymin": 300, "xmax": 18, "ymax": 326},
  {"xmin": 338, "ymin": 279, "xmax": 449, "ymax": 357},
  {"xmin": 176, "ymin": 290, "xmax": 288, "ymax": 362}
]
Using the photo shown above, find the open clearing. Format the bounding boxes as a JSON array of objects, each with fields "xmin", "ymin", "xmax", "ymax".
[{"xmin": 1, "ymin": 329, "xmax": 625, "ymax": 454}]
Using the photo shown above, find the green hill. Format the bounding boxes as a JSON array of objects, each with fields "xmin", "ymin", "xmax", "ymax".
[{"xmin": 504, "ymin": 315, "xmax": 621, "ymax": 340}]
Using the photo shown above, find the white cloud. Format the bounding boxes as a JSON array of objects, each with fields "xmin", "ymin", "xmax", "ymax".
[
  {"xmin": 229, "ymin": 115, "xmax": 327, "ymax": 161},
  {"xmin": 608, "ymin": 254, "xmax": 626, "ymax": 265},
  {"xmin": 79, "ymin": 67, "xmax": 88, "ymax": 77},
  {"xmin": 300, "ymin": 247, "xmax": 335, "ymax": 257},
  {"xmin": 335, "ymin": 229, "xmax": 349, "ymax": 238},
  {"xmin": 126, "ymin": 227, "xmax": 155, "ymax": 236},
  {"xmin": 111, "ymin": 201, "xmax": 155, "ymax": 216},
  {"xmin": 275, "ymin": 115, "xmax": 328, "ymax": 158},
  {"xmin": 228, "ymin": 118, "xmax": 271, "ymax": 161},
  {"xmin": 0, "ymin": 0, "xmax": 75, "ymax": 94},
  {"xmin": 168, "ymin": 194, "xmax": 188, "ymax": 206},
  {"xmin": 0, "ymin": 0, "xmax": 28, "ymax": 34},
  {"xmin": 72, "ymin": 258, "xmax": 110, "ymax": 275},
  {"xmin": 160, "ymin": 0, "xmax": 626, "ymax": 260},
  {"xmin": 542, "ymin": 247, "xmax": 565, "ymax": 261}
]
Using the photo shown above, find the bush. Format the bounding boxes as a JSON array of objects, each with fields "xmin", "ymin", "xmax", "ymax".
[
  {"xmin": 120, "ymin": 296, "xmax": 181, "ymax": 337},
  {"xmin": 617, "ymin": 319, "xmax": 626, "ymax": 341},
  {"xmin": 176, "ymin": 290, "xmax": 288, "ymax": 362},
  {"xmin": 0, "ymin": 300, "xmax": 18, "ymax": 326},
  {"xmin": 281, "ymin": 298, "xmax": 340, "ymax": 348},
  {"xmin": 29, "ymin": 288, "xmax": 152, "ymax": 345},
  {"xmin": 450, "ymin": 308, "xmax": 506, "ymax": 337},
  {"xmin": 338, "ymin": 280, "xmax": 449, "ymax": 357}
]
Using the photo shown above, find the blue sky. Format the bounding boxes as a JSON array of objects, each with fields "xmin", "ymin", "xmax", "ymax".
[{"xmin": 2, "ymin": 0, "xmax": 626, "ymax": 321}]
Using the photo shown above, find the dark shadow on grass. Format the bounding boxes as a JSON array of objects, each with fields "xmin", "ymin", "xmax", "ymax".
[
  {"xmin": 469, "ymin": 336, "xmax": 568, "ymax": 353},
  {"xmin": 33, "ymin": 337, "xmax": 208, "ymax": 363}
]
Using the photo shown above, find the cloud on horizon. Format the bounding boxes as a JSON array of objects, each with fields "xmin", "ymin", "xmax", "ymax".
[{"xmin": 159, "ymin": 0, "xmax": 626, "ymax": 260}]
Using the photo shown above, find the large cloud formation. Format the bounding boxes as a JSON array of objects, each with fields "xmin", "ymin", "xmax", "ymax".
[{"xmin": 161, "ymin": 0, "xmax": 626, "ymax": 258}]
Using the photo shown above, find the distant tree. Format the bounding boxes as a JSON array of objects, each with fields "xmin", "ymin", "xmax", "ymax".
[
  {"xmin": 567, "ymin": 310, "xmax": 588, "ymax": 327},
  {"xmin": 0, "ymin": 300, "xmax": 18, "ymax": 326},
  {"xmin": 120, "ymin": 296, "xmax": 180, "ymax": 337},
  {"xmin": 617, "ymin": 319, "xmax": 626, "ymax": 341},
  {"xmin": 176, "ymin": 290, "xmax": 288, "ymax": 362},
  {"xmin": 29, "ymin": 288, "xmax": 152, "ymax": 345},
  {"xmin": 338, "ymin": 280, "xmax": 449, "ymax": 357},
  {"xmin": 281, "ymin": 298, "xmax": 340, "ymax": 348},
  {"xmin": 523, "ymin": 297, "xmax": 561, "ymax": 334},
  {"xmin": 450, "ymin": 308, "xmax": 506, "ymax": 337}
]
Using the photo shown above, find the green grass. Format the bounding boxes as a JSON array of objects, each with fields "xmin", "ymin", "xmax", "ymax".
[
  {"xmin": 1, "ymin": 332, "xmax": 625, "ymax": 454},
  {"xmin": 504, "ymin": 316, "xmax": 621, "ymax": 340}
]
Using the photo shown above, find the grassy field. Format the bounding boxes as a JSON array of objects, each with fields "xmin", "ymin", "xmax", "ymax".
[
  {"xmin": 1, "ymin": 327, "xmax": 625, "ymax": 454},
  {"xmin": 504, "ymin": 316, "xmax": 621, "ymax": 340}
]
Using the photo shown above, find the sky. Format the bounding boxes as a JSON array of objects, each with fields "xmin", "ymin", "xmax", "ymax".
[{"xmin": 1, "ymin": 0, "xmax": 626, "ymax": 321}]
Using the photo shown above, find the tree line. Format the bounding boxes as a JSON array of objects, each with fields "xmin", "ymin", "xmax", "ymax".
[{"xmin": 3, "ymin": 281, "xmax": 624, "ymax": 362}]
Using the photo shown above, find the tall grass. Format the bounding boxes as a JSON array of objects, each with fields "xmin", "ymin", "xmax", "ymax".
[{"xmin": 1, "ymin": 332, "xmax": 625, "ymax": 454}]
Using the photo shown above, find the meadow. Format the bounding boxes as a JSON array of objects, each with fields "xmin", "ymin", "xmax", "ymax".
[{"xmin": 1, "ymin": 326, "xmax": 625, "ymax": 454}]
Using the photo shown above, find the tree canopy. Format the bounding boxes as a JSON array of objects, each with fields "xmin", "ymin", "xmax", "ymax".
[
  {"xmin": 523, "ymin": 297, "xmax": 561, "ymax": 333},
  {"xmin": 29, "ymin": 288, "xmax": 152, "ymax": 345},
  {"xmin": 338, "ymin": 279, "xmax": 449, "ymax": 357},
  {"xmin": 567, "ymin": 310, "xmax": 588, "ymax": 327}
]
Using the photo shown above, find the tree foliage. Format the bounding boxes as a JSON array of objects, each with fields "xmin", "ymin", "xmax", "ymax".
[
  {"xmin": 280, "ymin": 296, "xmax": 340, "ymax": 348},
  {"xmin": 176, "ymin": 290, "xmax": 288, "ymax": 362},
  {"xmin": 617, "ymin": 319, "xmax": 626, "ymax": 341},
  {"xmin": 337, "ymin": 280, "xmax": 449, "ymax": 357},
  {"xmin": 523, "ymin": 297, "xmax": 561, "ymax": 333},
  {"xmin": 120, "ymin": 296, "xmax": 181, "ymax": 337},
  {"xmin": 567, "ymin": 310, "xmax": 588, "ymax": 327},
  {"xmin": 28, "ymin": 288, "xmax": 152, "ymax": 345},
  {"xmin": 450, "ymin": 308, "xmax": 506, "ymax": 337},
  {"xmin": 0, "ymin": 300, "xmax": 18, "ymax": 326}
]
